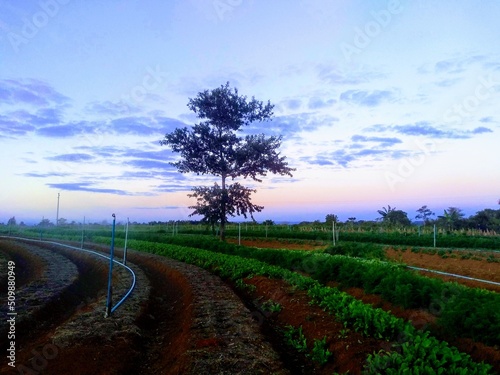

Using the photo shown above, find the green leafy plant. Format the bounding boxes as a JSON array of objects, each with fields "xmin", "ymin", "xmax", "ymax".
[
  {"xmin": 338, "ymin": 328, "xmax": 350, "ymax": 339},
  {"xmin": 261, "ymin": 299, "xmax": 282, "ymax": 313},
  {"xmin": 234, "ymin": 278, "xmax": 256, "ymax": 293},
  {"xmin": 308, "ymin": 336, "xmax": 332, "ymax": 365},
  {"xmin": 284, "ymin": 325, "xmax": 307, "ymax": 353}
]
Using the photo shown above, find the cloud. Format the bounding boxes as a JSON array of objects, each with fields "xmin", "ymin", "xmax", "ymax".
[
  {"xmin": 0, "ymin": 115, "xmax": 36, "ymax": 137},
  {"xmin": 46, "ymin": 182, "xmax": 158, "ymax": 196},
  {"xmin": 301, "ymin": 150, "xmax": 354, "ymax": 168},
  {"xmin": 308, "ymin": 97, "xmax": 336, "ymax": 109},
  {"xmin": 281, "ymin": 99, "xmax": 302, "ymax": 110},
  {"xmin": 0, "ymin": 108, "xmax": 64, "ymax": 138},
  {"xmin": 46, "ymin": 153, "xmax": 95, "ymax": 162},
  {"xmin": 33, "ymin": 114, "xmax": 186, "ymax": 139},
  {"xmin": 0, "ymin": 79, "xmax": 70, "ymax": 107},
  {"xmin": 479, "ymin": 116, "xmax": 494, "ymax": 123},
  {"xmin": 299, "ymin": 131, "xmax": 410, "ymax": 168},
  {"xmin": 433, "ymin": 55, "xmax": 487, "ymax": 75},
  {"xmin": 132, "ymin": 205, "xmax": 181, "ymax": 210},
  {"xmin": 85, "ymin": 100, "xmax": 141, "ymax": 116},
  {"xmin": 47, "ymin": 182, "xmax": 133, "ymax": 195},
  {"xmin": 434, "ymin": 78, "xmax": 462, "ymax": 87},
  {"xmin": 155, "ymin": 116, "xmax": 190, "ymax": 132},
  {"xmin": 75, "ymin": 145, "xmax": 125, "ymax": 158},
  {"xmin": 153, "ymin": 183, "xmax": 192, "ymax": 193},
  {"xmin": 37, "ymin": 123, "xmax": 86, "ymax": 138},
  {"xmin": 351, "ymin": 135, "xmax": 402, "ymax": 146},
  {"xmin": 127, "ymin": 159, "xmax": 174, "ymax": 170},
  {"xmin": 365, "ymin": 121, "xmax": 492, "ymax": 139},
  {"xmin": 22, "ymin": 172, "xmax": 70, "ymax": 178},
  {"xmin": 339, "ymin": 89, "xmax": 396, "ymax": 107},
  {"xmin": 106, "ymin": 116, "xmax": 188, "ymax": 137},
  {"xmin": 316, "ymin": 64, "xmax": 385, "ymax": 85},
  {"xmin": 301, "ymin": 155, "xmax": 335, "ymax": 166},
  {"xmin": 471, "ymin": 126, "xmax": 493, "ymax": 134},
  {"xmin": 251, "ymin": 113, "xmax": 337, "ymax": 138},
  {"xmin": 109, "ymin": 117, "xmax": 163, "ymax": 136},
  {"xmin": 123, "ymin": 148, "xmax": 174, "ymax": 160}
]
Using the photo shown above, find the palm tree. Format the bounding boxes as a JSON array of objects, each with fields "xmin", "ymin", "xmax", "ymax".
[
  {"xmin": 377, "ymin": 205, "xmax": 396, "ymax": 222},
  {"xmin": 438, "ymin": 207, "xmax": 464, "ymax": 231}
]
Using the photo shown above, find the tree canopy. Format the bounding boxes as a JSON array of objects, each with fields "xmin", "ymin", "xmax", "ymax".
[
  {"xmin": 415, "ymin": 205, "xmax": 435, "ymax": 225},
  {"xmin": 377, "ymin": 205, "xmax": 411, "ymax": 227},
  {"xmin": 160, "ymin": 82, "xmax": 294, "ymax": 240}
]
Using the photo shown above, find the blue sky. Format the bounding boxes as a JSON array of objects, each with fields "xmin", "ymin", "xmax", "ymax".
[{"xmin": 1, "ymin": 0, "xmax": 499, "ymax": 225}]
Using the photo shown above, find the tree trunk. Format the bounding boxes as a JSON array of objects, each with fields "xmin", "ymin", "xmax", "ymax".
[{"xmin": 220, "ymin": 175, "xmax": 226, "ymax": 241}]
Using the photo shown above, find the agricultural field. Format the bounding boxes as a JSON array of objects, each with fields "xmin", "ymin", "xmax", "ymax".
[{"xmin": 0, "ymin": 225, "xmax": 498, "ymax": 374}]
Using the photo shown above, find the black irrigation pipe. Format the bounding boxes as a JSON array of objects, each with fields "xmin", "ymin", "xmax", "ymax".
[{"xmin": 1, "ymin": 236, "xmax": 136, "ymax": 315}]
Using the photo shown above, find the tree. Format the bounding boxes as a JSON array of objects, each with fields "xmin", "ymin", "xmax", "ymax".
[
  {"xmin": 161, "ymin": 82, "xmax": 294, "ymax": 240},
  {"xmin": 188, "ymin": 182, "xmax": 263, "ymax": 234},
  {"xmin": 325, "ymin": 214, "xmax": 339, "ymax": 225},
  {"xmin": 377, "ymin": 205, "xmax": 411, "ymax": 226},
  {"xmin": 38, "ymin": 218, "xmax": 53, "ymax": 227},
  {"xmin": 386, "ymin": 210, "xmax": 411, "ymax": 227},
  {"xmin": 437, "ymin": 207, "xmax": 465, "ymax": 231},
  {"xmin": 377, "ymin": 205, "xmax": 396, "ymax": 222},
  {"xmin": 415, "ymin": 205, "xmax": 435, "ymax": 225},
  {"xmin": 7, "ymin": 216, "xmax": 16, "ymax": 226}
]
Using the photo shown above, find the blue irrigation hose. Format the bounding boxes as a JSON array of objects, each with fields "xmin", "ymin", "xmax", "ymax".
[{"xmin": 0, "ymin": 236, "xmax": 136, "ymax": 315}]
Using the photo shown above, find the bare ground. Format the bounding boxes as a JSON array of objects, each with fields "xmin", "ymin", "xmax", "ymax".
[{"xmin": 0, "ymin": 239, "xmax": 287, "ymax": 375}]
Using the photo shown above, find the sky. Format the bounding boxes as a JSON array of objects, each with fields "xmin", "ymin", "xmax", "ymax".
[{"xmin": 1, "ymin": 0, "xmax": 499, "ymax": 225}]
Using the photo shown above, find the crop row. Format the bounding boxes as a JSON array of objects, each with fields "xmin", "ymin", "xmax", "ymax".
[
  {"xmin": 6, "ymin": 225, "xmax": 499, "ymax": 250},
  {"xmin": 173, "ymin": 227, "xmax": 500, "ymax": 250},
  {"xmin": 9, "ymin": 228, "xmax": 497, "ymax": 346},
  {"xmin": 89, "ymin": 237, "xmax": 492, "ymax": 374},
  {"xmin": 97, "ymin": 233, "xmax": 498, "ymax": 346}
]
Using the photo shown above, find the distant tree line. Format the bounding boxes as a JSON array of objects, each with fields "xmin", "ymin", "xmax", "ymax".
[
  {"xmin": 316, "ymin": 205, "xmax": 500, "ymax": 232},
  {"xmin": 2, "ymin": 206, "xmax": 499, "ymax": 233}
]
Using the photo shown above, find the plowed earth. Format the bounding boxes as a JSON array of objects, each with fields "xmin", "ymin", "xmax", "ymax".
[
  {"xmin": 0, "ymin": 239, "xmax": 285, "ymax": 375},
  {"xmin": 235, "ymin": 239, "xmax": 500, "ymax": 372},
  {"xmin": 385, "ymin": 247, "xmax": 500, "ymax": 292},
  {"xmin": 1, "ymin": 237, "xmax": 498, "ymax": 374}
]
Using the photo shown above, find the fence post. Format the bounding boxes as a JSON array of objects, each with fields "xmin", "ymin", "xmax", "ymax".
[
  {"xmin": 123, "ymin": 218, "xmax": 129, "ymax": 265},
  {"xmin": 332, "ymin": 221, "xmax": 336, "ymax": 246},
  {"xmin": 105, "ymin": 214, "xmax": 116, "ymax": 318},
  {"xmin": 81, "ymin": 216, "xmax": 85, "ymax": 249}
]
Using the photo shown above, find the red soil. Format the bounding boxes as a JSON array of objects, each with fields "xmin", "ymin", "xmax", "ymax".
[
  {"xmin": 385, "ymin": 247, "xmax": 500, "ymax": 292},
  {"xmin": 228, "ymin": 238, "xmax": 327, "ymax": 250},
  {"xmin": 245, "ymin": 275, "xmax": 387, "ymax": 374}
]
